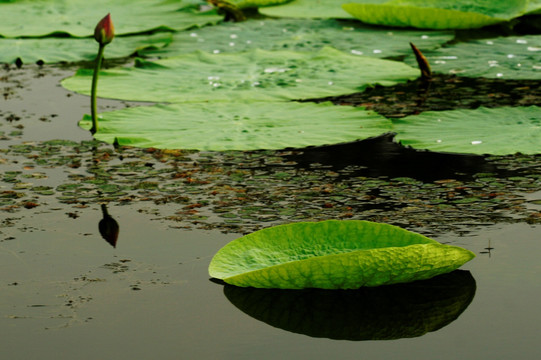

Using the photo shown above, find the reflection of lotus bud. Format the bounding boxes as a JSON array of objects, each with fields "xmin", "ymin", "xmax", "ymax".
[
  {"xmin": 94, "ymin": 13, "xmax": 114, "ymax": 46},
  {"xmin": 99, "ymin": 204, "xmax": 119, "ymax": 248}
]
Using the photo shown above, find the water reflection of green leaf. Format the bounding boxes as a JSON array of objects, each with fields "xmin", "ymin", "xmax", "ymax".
[{"xmin": 224, "ymin": 270, "xmax": 476, "ymax": 340}]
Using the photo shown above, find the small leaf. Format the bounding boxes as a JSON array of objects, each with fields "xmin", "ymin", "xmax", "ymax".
[{"xmin": 209, "ymin": 220, "xmax": 475, "ymax": 289}]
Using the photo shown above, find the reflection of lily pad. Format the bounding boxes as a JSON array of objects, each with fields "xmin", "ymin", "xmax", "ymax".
[
  {"xmin": 224, "ymin": 270, "xmax": 476, "ymax": 340},
  {"xmin": 0, "ymin": 33, "xmax": 172, "ymax": 64},
  {"xmin": 80, "ymin": 102, "xmax": 392, "ymax": 151},
  {"xmin": 209, "ymin": 220, "xmax": 475, "ymax": 289},
  {"xmin": 393, "ymin": 106, "xmax": 541, "ymax": 155},
  {"xmin": 140, "ymin": 18, "xmax": 454, "ymax": 59},
  {"xmin": 62, "ymin": 47, "xmax": 419, "ymax": 102},
  {"xmin": 404, "ymin": 35, "xmax": 541, "ymax": 79},
  {"xmin": 342, "ymin": 0, "xmax": 529, "ymax": 29},
  {"xmin": 0, "ymin": 0, "xmax": 222, "ymax": 37}
]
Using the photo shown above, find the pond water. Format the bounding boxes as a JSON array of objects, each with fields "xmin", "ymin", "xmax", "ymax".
[{"xmin": 1, "ymin": 64, "xmax": 540, "ymax": 359}]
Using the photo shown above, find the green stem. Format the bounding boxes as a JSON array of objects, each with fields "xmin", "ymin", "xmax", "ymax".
[{"xmin": 90, "ymin": 44, "xmax": 105, "ymax": 135}]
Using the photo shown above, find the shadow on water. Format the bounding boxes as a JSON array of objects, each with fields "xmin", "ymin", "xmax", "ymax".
[
  {"xmin": 99, "ymin": 204, "xmax": 119, "ymax": 248},
  {"xmin": 222, "ymin": 270, "xmax": 476, "ymax": 341},
  {"xmin": 281, "ymin": 134, "xmax": 499, "ymax": 182}
]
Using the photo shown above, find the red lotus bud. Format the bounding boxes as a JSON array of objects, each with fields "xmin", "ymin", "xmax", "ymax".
[{"xmin": 94, "ymin": 13, "xmax": 114, "ymax": 45}]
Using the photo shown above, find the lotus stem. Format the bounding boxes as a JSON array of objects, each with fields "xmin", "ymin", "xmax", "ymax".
[
  {"xmin": 90, "ymin": 13, "xmax": 114, "ymax": 135},
  {"xmin": 90, "ymin": 43, "xmax": 105, "ymax": 135}
]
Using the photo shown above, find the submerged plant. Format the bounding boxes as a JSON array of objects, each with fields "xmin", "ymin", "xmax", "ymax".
[{"xmin": 90, "ymin": 13, "xmax": 115, "ymax": 134}]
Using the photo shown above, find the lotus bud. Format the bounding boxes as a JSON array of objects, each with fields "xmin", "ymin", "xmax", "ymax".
[{"xmin": 94, "ymin": 13, "xmax": 115, "ymax": 46}]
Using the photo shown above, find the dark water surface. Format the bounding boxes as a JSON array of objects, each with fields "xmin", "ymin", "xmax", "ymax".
[
  {"xmin": 1, "ymin": 212, "xmax": 539, "ymax": 360},
  {"xmin": 1, "ymin": 64, "xmax": 540, "ymax": 360}
]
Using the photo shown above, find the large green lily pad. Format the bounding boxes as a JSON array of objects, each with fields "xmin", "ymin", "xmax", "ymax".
[
  {"xmin": 404, "ymin": 35, "xmax": 541, "ymax": 79},
  {"xmin": 393, "ymin": 106, "xmax": 541, "ymax": 155},
  {"xmin": 0, "ymin": 0, "xmax": 222, "ymax": 37},
  {"xmin": 259, "ymin": 0, "xmax": 362, "ymax": 18},
  {"xmin": 526, "ymin": 0, "xmax": 541, "ymax": 14},
  {"xmin": 0, "ymin": 33, "xmax": 172, "ymax": 64},
  {"xmin": 80, "ymin": 102, "xmax": 392, "ymax": 151},
  {"xmin": 343, "ymin": 0, "xmax": 529, "ymax": 29},
  {"xmin": 209, "ymin": 220, "xmax": 475, "ymax": 289},
  {"xmin": 62, "ymin": 47, "xmax": 419, "ymax": 103},
  {"xmin": 140, "ymin": 18, "xmax": 454, "ymax": 59}
]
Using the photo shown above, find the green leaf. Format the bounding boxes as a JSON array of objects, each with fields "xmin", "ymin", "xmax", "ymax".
[
  {"xmin": 393, "ymin": 106, "xmax": 541, "ymax": 155},
  {"xmin": 140, "ymin": 18, "xmax": 454, "ymax": 59},
  {"xmin": 0, "ymin": 33, "xmax": 172, "ymax": 64},
  {"xmin": 404, "ymin": 35, "xmax": 541, "ymax": 79},
  {"xmin": 208, "ymin": 220, "xmax": 475, "ymax": 289},
  {"xmin": 0, "ymin": 0, "xmax": 222, "ymax": 37},
  {"xmin": 80, "ymin": 102, "xmax": 392, "ymax": 151},
  {"xmin": 62, "ymin": 47, "xmax": 419, "ymax": 102},
  {"xmin": 259, "ymin": 0, "xmax": 363, "ymax": 18},
  {"xmin": 224, "ymin": 270, "xmax": 476, "ymax": 340},
  {"xmin": 343, "ymin": 0, "xmax": 529, "ymax": 29},
  {"xmin": 526, "ymin": 0, "xmax": 541, "ymax": 14}
]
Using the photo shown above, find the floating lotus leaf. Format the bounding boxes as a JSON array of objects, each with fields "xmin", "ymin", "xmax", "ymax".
[
  {"xmin": 0, "ymin": 0, "xmax": 222, "ymax": 37},
  {"xmin": 0, "ymin": 33, "xmax": 171, "ymax": 64},
  {"xmin": 209, "ymin": 220, "xmax": 475, "ymax": 289},
  {"xmin": 260, "ymin": 0, "xmax": 363, "ymax": 18},
  {"xmin": 526, "ymin": 0, "xmax": 541, "ymax": 14},
  {"xmin": 79, "ymin": 102, "xmax": 392, "ymax": 151},
  {"xmin": 224, "ymin": 270, "xmax": 476, "ymax": 340},
  {"xmin": 404, "ymin": 35, "xmax": 541, "ymax": 79},
  {"xmin": 62, "ymin": 47, "xmax": 419, "ymax": 102},
  {"xmin": 393, "ymin": 106, "xmax": 541, "ymax": 155},
  {"xmin": 343, "ymin": 0, "xmax": 529, "ymax": 29},
  {"xmin": 140, "ymin": 18, "xmax": 454, "ymax": 59}
]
